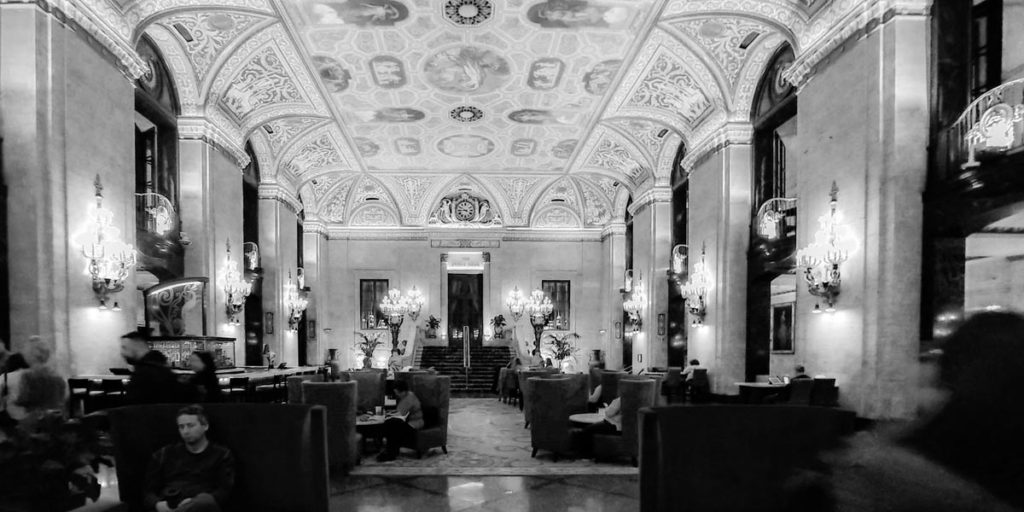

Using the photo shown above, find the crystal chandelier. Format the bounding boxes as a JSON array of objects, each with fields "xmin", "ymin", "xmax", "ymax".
[
  {"xmin": 219, "ymin": 239, "xmax": 251, "ymax": 325},
  {"xmin": 505, "ymin": 286, "xmax": 526, "ymax": 323},
  {"xmin": 679, "ymin": 244, "xmax": 712, "ymax": 327},
  {"xmin": 80, "ymin": 175, "xmax": 136, "ymax": 310},
  {"xmin": 796, "ymin": 182, "xmax": 857, "ymax": 313},
  {"xmin": 380, "ymin": 288, "xmax": 411, "ymax": 349},
  {"xmin": 284, "ymin": 270, "xmax": 308, "ymax": 331},
  {"xmin": 526, "ymin": 289, "xmax": 553, "ymax": 351},
  {"xmin": 405, "ymin": 286, "xmax": 426, "ymax": 321},
  {"xmin": 622, "ymin": 270, "xmax": 644, "ymax": 331}
]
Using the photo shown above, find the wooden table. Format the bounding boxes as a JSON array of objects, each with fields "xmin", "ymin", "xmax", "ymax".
[
  {"xmin": 569, "ymin": 412, "xmax": 605, "ymax": 425},
  {"xmin": 357, "ymin": 414, "xmax": 386, "ymax": 453},
  {"xmin": 735, "ymin": 382, "xmax": 787, "ymax": 404}
]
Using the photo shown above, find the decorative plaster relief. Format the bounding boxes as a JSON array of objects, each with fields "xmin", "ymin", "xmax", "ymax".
[
  {"xmin": 219, "ymin": 45, "xmax": 305, "ymax": 121},
  {"xmin": 159, "ymin": 12, "xmax": 265, "ymax": 84},
  {"xmin": 669, "ymin": 17, "xmax": 770, "ymax": 88},
  {"xmin": 428, "ymin": 191, "xmax": 502, "ymax": 227},
  {"xmin": 627, "ymin": 53, "xmax": 713, "ymax": 128}
]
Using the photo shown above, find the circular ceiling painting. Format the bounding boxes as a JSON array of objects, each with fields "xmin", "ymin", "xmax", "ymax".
[
  {"xmin": 437, "ymin": 134, "xmax": 495, "ymax": 158},
  {"xmin": 450, "ymin": 106, "xmax": 483, "ymax": 122},
  {"xmin": 444, "ymin": 0, "xmax": 493, "ymax": 25},
  {"xmin": 424, "ymin": 46, "xmax": 511, "ymax": 95}
]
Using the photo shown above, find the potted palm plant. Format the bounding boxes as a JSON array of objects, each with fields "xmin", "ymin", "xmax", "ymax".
[
  {"xmin": 543, "ymin": 331, "xmax": 580, "ymax": 371},
  {"xmin": 425, "ymin": 315, "xmax": 440, "ymax": 338},
  {"xmin": 355, "ymin": 331, "xmax": 385, "ymax": 369},
  {"xmin": 490, "ymin": 314, "xmax": 507, "ymax": 339}
]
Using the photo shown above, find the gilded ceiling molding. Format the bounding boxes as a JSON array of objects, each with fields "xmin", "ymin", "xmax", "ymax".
[
  {"xmin": 145, "ymin": 23, "xmax": 202, "ymax": 114},
  {"xmin": 783, "ymin": 0, "xmax": 932, "ymax": 88},
  {"xmin": 628, "ymin": 185, "xmax": 672, "ymax": 216},
  {"xmin": 257, "ymin": 181, "xmax": 302, "ymax": 213},
  {"xmin": 320, "ymin": 227, "xmax": 604, "ymax": 243},
  {"xmin": 0, "ymin": 0, "xmax": 148, "ymax": 79},
  {"xmin": 681, "ymin": 121, "xmax": 753, "ymax": 173},
  {"xmin": 177, "ymin": 116, "xmax": 250, "ymax": 167}
]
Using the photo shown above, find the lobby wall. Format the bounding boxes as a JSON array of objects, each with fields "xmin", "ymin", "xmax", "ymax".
[
  {"xmin": 1, "ymin": 5, "xmax": 135, "ymax": 376},
  {"xmin": 319, "ymin": 238, "xmax": 604, "ymax": 371}
]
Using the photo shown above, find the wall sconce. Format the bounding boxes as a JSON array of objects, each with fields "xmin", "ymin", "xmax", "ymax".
[
  {"xmin": 505, "ymin": 286, "xmax": 526, "ymax": 341},
  {"xmin": 796, "ymin": 182, "xmax": 856, "ymax": 313},
  {"xmin": 679, "ymin": 243, "xmax": 712, "ymax": 327},
  {"xmin": 284, "ymin": 271, "xmax": 308, "ymax": 331},
  {"xmin": 622, "ymin": 270, "xmax": 644, "ymax": 331},
  {"xmin": 406, "ymin": 286, "xmax": 425, "ymax": 321},
  {"xmin": 80, "ymin": 175, "xmax": 136, "ymax": 309},
  {"xmin": 219, "ymin": 238, "xmax": 251, "ymax": 325},
  {"xmin": 526, "ymin": 289, "xmax": 553, "ymax": 352}
]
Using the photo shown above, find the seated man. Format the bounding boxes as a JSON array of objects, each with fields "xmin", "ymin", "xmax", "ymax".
[
  {"xmin": 578, "ymin": 396, "xmax": 621, "ymax": 457},
  {"xmin": 679, "ymin": 359, "xmax": 703, "ymax": 395},
  {"xmin": 144, "ymin": 405, "xmax": 235, "ymax": 512},
  {"xmin": 791, "ymin": 365, "xmax": 811, "ymax": 381},
  {"xmin": 376, "ymin": 379, "xmax": 424, "ymax": 462}
]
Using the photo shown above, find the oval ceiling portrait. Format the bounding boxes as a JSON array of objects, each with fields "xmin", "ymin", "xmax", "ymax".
[
  {"xmin": 423, "ymin": 46, "xmax": 512, "ymax": 95},
  {"xmin": 437, "ymin": 134, "xmax": 496, "ymax": 158}
]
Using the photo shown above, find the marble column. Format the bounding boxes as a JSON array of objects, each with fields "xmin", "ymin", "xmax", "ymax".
[
  {"xmin": 302, "ymin": 227, "xmax": 328, "ymax": 365},
  {"xmin": 687, "ymin": 142, "xmax": 753, "ymax": 394},
  {"xmin": 627, "ymin": 187, "xmax": 673, "ymax": 372},
  {"xmin": 0, "ymin": 4, "xmax": 135, "ymax": 375},
  {"xmin": 178, "ymin": 135, "xmax": 244, "ymax": 354},
  {"xmin": 258, "ymin": 192, "xmax": 301, "ymax": 366},
  {"xmin": 600, "ymin": 222, "xmax": 627, "ymax": 370}
]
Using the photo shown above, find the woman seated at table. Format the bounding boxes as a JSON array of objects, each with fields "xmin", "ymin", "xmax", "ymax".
[
  {"xmin": 588, "ymin": 385, "xmax": 604, "ymax": 413},
  {"xmin": 578, "ymin": 396, "xmax": 621, "ymax": 457}
]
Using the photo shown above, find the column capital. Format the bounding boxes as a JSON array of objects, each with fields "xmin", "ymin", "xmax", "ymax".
[
  {"xmin": 601, "ymin": 221, "xmax": 627, "ymax": 239},
  {"xmin": 628, "ymin": 186, "xmax": 673, "ymax": 217},
  {"xmin": 682, "ymin": 122, "xmax": 753, "ymax": 174},
  {"xmin": 178, "ymin": 117, "xmax": 250, "ymax": 168},
  {"xmin": 784, "ymin": 0, "xmax": 932, "ymax": 88},
  {"xmin": 302, "ymin": 219, "xmax": 329, "ymax": 238},
  {"xmin": 258, "ymin": 182, "xmax": 302, "ymax": 214}
]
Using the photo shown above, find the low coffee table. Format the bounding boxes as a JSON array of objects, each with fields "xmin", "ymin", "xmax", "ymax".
[{"xmin": 357, "ymin": 414, "xmax": 386, "ymax": 453}]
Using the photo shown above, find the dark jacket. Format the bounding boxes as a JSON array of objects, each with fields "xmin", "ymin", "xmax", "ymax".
[
  {"xmin": 189, "ymin": 371, "xmax": 223, "ymax": 403},
  {"xmin": 126, "ymin": 351, "xmax": 181, "ymax": 405}
]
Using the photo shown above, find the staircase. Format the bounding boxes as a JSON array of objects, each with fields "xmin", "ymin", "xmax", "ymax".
[{"xmin": 417, "ymin": 345, "xmax": 515, "ymax": 393}]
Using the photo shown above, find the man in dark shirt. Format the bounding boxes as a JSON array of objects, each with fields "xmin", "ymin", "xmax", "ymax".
[
  {"xmin": 144, "ymin": 405, "xmax": 234, "ymax": 512},
  {"xmin": 791, "ymin": 365, "xmax": 811, "ymax": 381},
  {"xmin": 120, "ymin": 329, "xmax": 181, "ymax": 404},
  {"xmin": 376, "ymin": 380, "xmax": 424, "ymax": 462}
]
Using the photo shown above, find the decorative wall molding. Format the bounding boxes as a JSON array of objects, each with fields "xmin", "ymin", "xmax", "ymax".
[
  {"xmin": 321, "ymin": 227, "xmax": 603, "ymax": 242},
  {"xmin": 258, "ymin": 182, "xmax": 302, "ymax": 213},
  {"xmin": 1, "ymin": 0, "xmax": 148, "ymax": 80},
  {"xmin": 681, "ymin": 121, "xmax": 753, "ymax": 172},
  {"xmin": 782, "ymin": 0, "xmax": 932, "ymax": 88},
  {"xmin": 601, "ymin": 221, "xmax": 627, "ymax": 240},
  {"xmin": 430, "ymin": 239, "xmax": 501, "ymax": 248},
  {"xmin": 177, "ymin": 116, "xmax": 250, "ymax": 167},
  {"xmin": 628, "ymin": 186, "xmax": 673, "ymax": 216}
]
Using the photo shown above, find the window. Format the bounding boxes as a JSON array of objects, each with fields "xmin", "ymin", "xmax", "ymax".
[
  {"xmin": 970, "ymin": 0, "xmax": 1002, "ymax": 98},
  {"xmin": 359, "ymin": 279, "xmax": 389, "ymax": 329},
  {"xmin": 542, "ymin": 280, "xmax": 571, "ymax": 330}
]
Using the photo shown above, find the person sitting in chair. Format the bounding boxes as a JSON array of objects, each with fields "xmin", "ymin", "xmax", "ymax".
[
  {"xmin": 376, "ymin": 379, "xmax": 424, "ymax": 462},
  {"xmin": 144, "ymin": 405, "xmax": 234, "ymax": 512},
  {"xmin": 791, "ymin": 365, "xmax": 811, "ymax": 381},
  {"xmin": 579, "ymin": 396, "xmax": 621, "ymax": 458}
]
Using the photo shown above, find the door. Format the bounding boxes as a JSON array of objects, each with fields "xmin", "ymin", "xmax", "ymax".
[{"xmin": 448, "ymin": 273, "xmax": 483, "ymax": 349}]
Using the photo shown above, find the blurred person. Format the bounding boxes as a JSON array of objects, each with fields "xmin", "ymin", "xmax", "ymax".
[
  {"xmin": 144, "ymin": 405, "xmax": 234, "ymax": 512},
  {"xmin": 187, "ymin": 352, "xmax": 222, "ymax": 403},
  {"xmin": 121, "ymin": 328, "xmax": 181, "ymax": 404},
  {"xmin": 578, "ymin": 395, "xmax": 622, "ymax": 458},
  {"xmin": 0, "ymin": 336, "xmax": 67, "ymax": 422}
]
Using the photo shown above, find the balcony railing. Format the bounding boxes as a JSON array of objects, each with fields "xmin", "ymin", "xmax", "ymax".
[
  {"xmin": 135, "ymin": 192, "xmax": 177, "ymax": 236},
  {"xmin": 938, "ymin": 78, "xmax": 1024, "ymax": 181}
]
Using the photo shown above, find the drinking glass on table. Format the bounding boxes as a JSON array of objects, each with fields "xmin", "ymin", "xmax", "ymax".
[{"xmin": 374, "ymin": 406, "xmax": 383, "ymax": 416}]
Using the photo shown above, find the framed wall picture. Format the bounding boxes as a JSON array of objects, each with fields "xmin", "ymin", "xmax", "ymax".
[
  {"xmin": 265, "ymin": 312, "xmax": 274, "ymax": 334},
  {"xmin": 657, "ymin": 313, "xmax": 666, "ymax": 335},
  {"xmin": 614, "ymin": 321, "xmax": 622, "ymax": 340},
  {"xmin": 770, "ymin": 303, "xmax": 795, "ymax": 353},
  {"xmin": 309, "ymin": 320, "xmax": 316, "ymax": 340}
]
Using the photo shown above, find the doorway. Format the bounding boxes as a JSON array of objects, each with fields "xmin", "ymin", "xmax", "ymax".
[{"xmin": 447, "ymin": 273, "xmax": 483, "ymax": 349}]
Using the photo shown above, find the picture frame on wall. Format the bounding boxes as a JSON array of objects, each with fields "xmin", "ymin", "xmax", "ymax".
[
  {"xmin": 309, "ymin": 320, "xmax": 316, "ymax": 340},
  {"xmin": 614, "ymin": 321, "xmax": 622, "ymax": 340},
  {"xmin": 657, "ymin": 313, "xmax": 666, "ymax": 335},
  {"xmin": 265, "ymin": 312, "xmax": 274, "ymax": 334},
  {"xmin": 770, "ymin": 303, "xmax": 795, "ymax": 353}
]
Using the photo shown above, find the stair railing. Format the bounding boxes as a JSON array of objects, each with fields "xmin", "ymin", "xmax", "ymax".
[{"xmin": 462, "ymin": 326, "xmax": 471, "ymax": 368}]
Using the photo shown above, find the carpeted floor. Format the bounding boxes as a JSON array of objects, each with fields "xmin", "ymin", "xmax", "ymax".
[{"xmin": 351, "ymin": 398, "xmax": 638, "ymax": 476}]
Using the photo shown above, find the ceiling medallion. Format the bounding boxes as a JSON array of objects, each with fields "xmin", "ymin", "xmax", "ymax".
[
  {"xmin": 450, "ymin": 106, "xmax": 483, "ymax": 122},
  {"xmin": 444, "ymin": 0, "xmax": 493, "ymax": 25}
]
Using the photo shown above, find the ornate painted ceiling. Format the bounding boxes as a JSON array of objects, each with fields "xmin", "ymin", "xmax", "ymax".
[{"xmin": 76, "ymin": 0, "xmax": 917, "ymax": 233}]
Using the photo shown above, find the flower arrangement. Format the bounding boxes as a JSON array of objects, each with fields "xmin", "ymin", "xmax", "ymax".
[
  {"xmin": 426, "ymin": 315, "xmax": 441, "ymax": 330},
  {"xmin": 490, "ymin": 314, "xmax": 507, "ymax": 338},
  {"xmin": 355, "ymin": 331, "xmax": 385, "ymax": 358},
  {"xmin": 0, "ymin": 410, "xmax": 113, "ymax": 508},
  {"xmin": 544, "ymin": 331, "xmax": 580, "ymax": 363}
]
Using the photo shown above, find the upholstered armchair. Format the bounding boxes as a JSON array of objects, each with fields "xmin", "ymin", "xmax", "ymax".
[
  {"xmin": 518, "ymin": 369, "xmax": 556, "ymax": 426},
  {"xmin": 598, "ymin": 370, "xmax": 627, "ymax": 406},
  {"xmin": 286, "ymin": 374, "xmax": 324, "ymax": 404},
  {"xmin": 301, "ymin": 381, "xmax": 361, "ymax": 474},
  {"xmin": 339, "ymin": 370, "xmax": 386, "ymax": 413},
  {"xmin": 528, "ymin": 375, "xmax": 589, "ymax": 461},
  {"xmin": 593, "ymin": 378, "xmax": 657, "ymax": 466},
  {"xmin": 625, "ymin": 373, "xmax": 666, "ymax": 406},
  {"xmin": 401, "ymin": 374, "xmax": 451, "ymax": 458}
]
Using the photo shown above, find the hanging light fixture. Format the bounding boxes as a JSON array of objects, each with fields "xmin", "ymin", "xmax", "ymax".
[
  {"xmin": 622, "ymin": 270, "xmax": 644, "ymax": 331},
  {"xmin": 526, "ymin": 289, "xmax": 553, "ymax": 352},
  {"xmin": 80, "ymin": 175, "xmax": 136, "ymax": 309},
  {"xmin": 679, "ymin": 243, "xmax": 712, "ymax": 327},
  {"xmin": 796, "ymin": 181, "xmax": 857, "ymax": 313},
  {"xmin": 219, "ymin": 238, "xmax": 251, "ymax": 325},
  {"xmin": 380, "ymin": 288, "xmax": 410, "ymax": 349},
  {"xmin": 284, "ymin": 270, "xmax": 308, "ymax": 331}
]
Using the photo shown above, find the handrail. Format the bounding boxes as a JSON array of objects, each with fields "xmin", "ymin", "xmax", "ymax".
[{"xmin": 135, "ymin": 192, "xmax": 176, "ymax": 235}]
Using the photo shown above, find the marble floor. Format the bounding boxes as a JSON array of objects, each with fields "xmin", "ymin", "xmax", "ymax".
[{"xmin": 330, "ymin": 475, "xmax": 639, "ymax": 512}]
